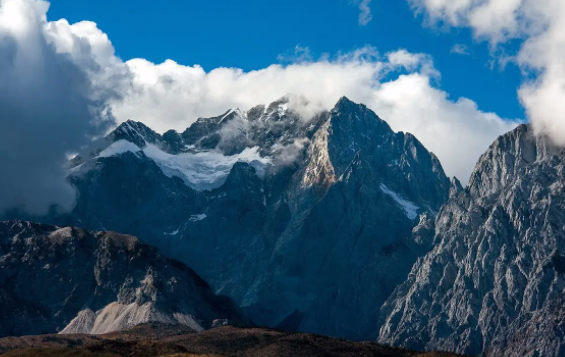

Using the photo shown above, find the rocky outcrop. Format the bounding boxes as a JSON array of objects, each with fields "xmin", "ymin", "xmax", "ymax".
[
  {"xmin": 0, "ymin": 220, "xmax": 245, "ymax": 337},
  {"xmin": 378, "ymin": 124, "xmax": 565, "ymax": 356},
  {"xmin": 486, "ymin": 294, "xmax": 565, "ymax": 357}
]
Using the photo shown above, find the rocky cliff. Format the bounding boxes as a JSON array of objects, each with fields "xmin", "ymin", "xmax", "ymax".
[{"xmin": 378, "ymin": 124, "xmax": 565, "ymax": 356}]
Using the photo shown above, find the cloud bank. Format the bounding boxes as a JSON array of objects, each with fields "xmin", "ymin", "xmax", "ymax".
[
  {"xmin": 0, "ymin": 0, "xmax": 123, "ymax": 215},
  {"xmin": 409, "ymin": 0, "xmax": 565, "ymax": 146}
]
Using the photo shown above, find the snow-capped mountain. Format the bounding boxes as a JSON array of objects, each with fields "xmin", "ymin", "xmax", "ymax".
[
  {"xmin": 0, "ymin": 220, "xmax": 245, "ymax": 337},
  {"xmin": 378, "ymin": 124, "xmax": 565, "ymax": 356},
  {"xmin": 32, "ymin": 96, "xmax": 451, "ymax": 341}
]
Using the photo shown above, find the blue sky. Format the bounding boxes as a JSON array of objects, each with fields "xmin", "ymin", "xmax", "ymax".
[{"xmin": 48, "ymin": 0, "xmax": 525, "ymax": 120}]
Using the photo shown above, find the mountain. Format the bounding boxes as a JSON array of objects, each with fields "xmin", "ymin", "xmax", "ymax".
[
  {"xmin": 9, "ymin": 97, "xmax": 451, "ymax": 341},
  {"xmin": 0, "ymin": 220, "xmax": 245, "ymax": 338},
  {"xmin": 378, "ymin": 124, "xmax": 565, "ymax": 356},
  {"xmin": 0, "ymin": 323, "xmax": 464, "ymax": 357}
]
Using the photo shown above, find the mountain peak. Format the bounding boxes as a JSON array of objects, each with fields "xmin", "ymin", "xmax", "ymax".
[
  {"xmin": 449, "ymin": 177, "xmax": 464, "ymax": 198},
  {"xmin": 467, "ymin": 123, "xmax": 557, "ymax": 198},
  {"xmin": 334, "ymin": 96, "xmax": 358, "ymax": 111},
  {"xmin": 109, "ymin": 120, "xmax": 160, "ymax": 148},
  {"xmin": 271, "ymin": 95, "xmax": 291, "ymax": 105},
  {"xmin": 120, "ymin": 119, "xmax": 152, "ymax": 133}
]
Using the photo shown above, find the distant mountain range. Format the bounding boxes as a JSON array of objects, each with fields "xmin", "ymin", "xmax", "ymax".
[{"xmin": 3, "ymin": 97, "xmax": 565, "ymax": 356}]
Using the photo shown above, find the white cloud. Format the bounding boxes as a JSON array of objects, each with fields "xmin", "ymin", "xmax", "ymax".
[
  {"xmin": 409, "ymin": 0, "xmax": 523, "ymax": 43},
  {"xmin": 450, "ymin": 43, "xmax": 469, "ymax": 55},
  {"xmin": 372, "ymin": 74, "xmax": 518, "ymax": 183},
  {"xmin": 110, "ymin": 47, "xmax": 386, "ymax": 134},
  {"xmin": 356, "ymin": 0, "xmax": 373, "ymax": 26},
  {"xmin": 409, "ymin": 0, "xmax": 565, "ymax": 146},
  {"xmin": 386, "ymin": 49, "xmax": 439, "ymax": 77},
  {"xmin": 277, "ymin": 45, "xmax": 313, "ymax": 64},
  {"xmin": 0, "ymin": 0, "xmax": 122, "ymax": 215}
]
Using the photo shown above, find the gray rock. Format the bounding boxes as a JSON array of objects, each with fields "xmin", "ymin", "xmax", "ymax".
[{"xmin": 379, "ymin": 124, "xmax": 565, "ymax": 356}]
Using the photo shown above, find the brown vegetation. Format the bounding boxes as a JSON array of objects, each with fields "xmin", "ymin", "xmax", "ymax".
[{"xmin": 0, "ymin": 324, "xmax": 463, "ymax": 357}]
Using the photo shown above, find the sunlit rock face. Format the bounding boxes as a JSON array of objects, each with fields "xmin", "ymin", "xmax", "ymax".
[
  {"xmin": 0, "ymin": 220, "xmax": 246, "ymax": 337},
  {"xmin": 17, "ymin": 97, "xmax": 450, "ymax": 341},
  {"xmin": 379, "ymin": 124, "xmax": 565, "ymax": 356}
]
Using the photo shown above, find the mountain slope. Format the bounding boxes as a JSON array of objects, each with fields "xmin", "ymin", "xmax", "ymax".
[
  {"xmin": 378, "ymin": 124, "xmax": 565, "ymax": 356},
  {"xmin": 235, "ymin": 98, "xmax": 449, "ymax": 340},
  {"xmin": 0, "ymin": 220, "xmax": 245, "ymax": 338},
  {"xmin": 16, "ymin": 97, "xmax": 451, "ymax": 341}
]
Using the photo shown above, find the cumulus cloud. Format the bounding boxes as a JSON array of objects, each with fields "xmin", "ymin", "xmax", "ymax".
[
  {"xmin": 386, "ymin": 49, "xmax": 439, "ymax": 77},
  {"xmin": 355, "ymin": 0, "xmax": 373, "ymax": 26},
  {"xmin": 408, "ymin": 0, "xmax": 523, "ymax": 43},
  {"xmin": 409, "ymin": 0, "xmax": 565, "ymax": 146},
  {"xmin": 0, "ymin": 0, "xmax": 124, "ymax": 215},
  {"xmin": 109, "ymin": 47, "xmax": 386, "ymax": 133}
]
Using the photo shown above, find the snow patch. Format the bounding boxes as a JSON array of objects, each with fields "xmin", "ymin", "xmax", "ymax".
[
  {"xmin": 219, "ymin": 109, "xmax": 235, "ymax": 124},
  {"xmin": 278, "ymin": 103, "xmax": 288, "ymax": 115},
  {"xmin": 93, "ymin": 140, "xmax": 271, "ymax": 191},
  {"xmin": 98, "ymin": 140, "xmax": 141, "ymax": 158},
  {"xmin": 144, "ymin": 144, "xmax": 271, "ymax": 191},
  {"xmin": 189, "ymin": 214, "xmax": 207, "ymax": 222},
  {"xmin": 219, "ymin": 108, "xmax": 247, "ymax": 124},
  {"xmin": 67, "ymin": 162, "xmax": 84, "ymax": 174},
  {"xmin": 380, "ymin": 184, "xmax": 419, "ymax": 220}
]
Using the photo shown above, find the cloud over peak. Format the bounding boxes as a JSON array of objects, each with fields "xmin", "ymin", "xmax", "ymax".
[
  {"xmin": 0, "ymin": 0, "xmax": 123, "ymax": 215},
  {"xmin": 108, "ymin": 45, "xmax": 519, "ymax": 183}
]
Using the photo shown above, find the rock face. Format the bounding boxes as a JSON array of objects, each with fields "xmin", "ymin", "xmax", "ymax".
[
  {"xmin": 378, "ymin": 124, "xmax": 565, "ymax": 356},
  {"xmin": 9, "ymin": 97, "xmax": 451, "ymax": 341},
  {"xmin": 0, "ymin": 220, "xmax": 245, "ymax": 338}
]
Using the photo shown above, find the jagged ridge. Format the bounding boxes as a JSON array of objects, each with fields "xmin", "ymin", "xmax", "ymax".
[{"xmin": 378, "ymin": 124, "xmax": 565, "ymax": 356}]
